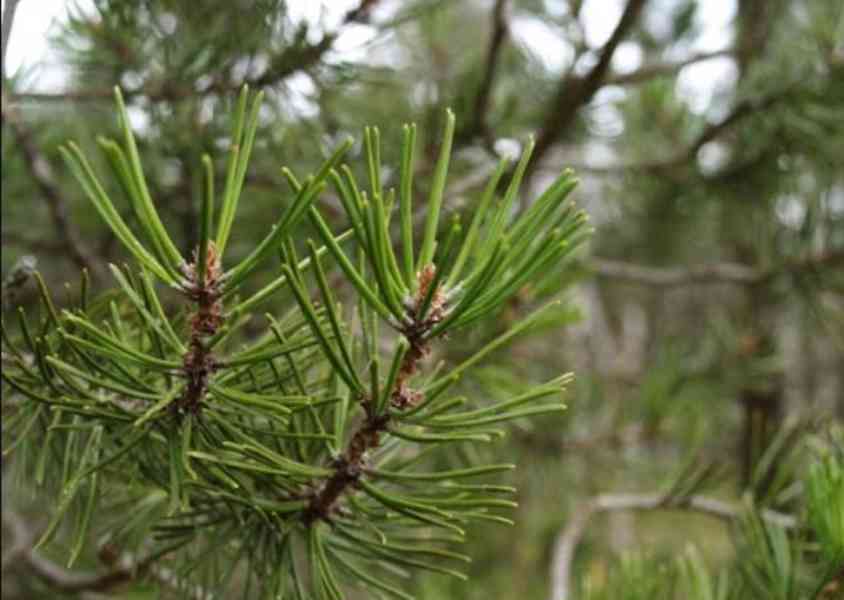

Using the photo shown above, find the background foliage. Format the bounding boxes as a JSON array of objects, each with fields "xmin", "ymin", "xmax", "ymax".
[{"xmin": 2, "ymin": 1, "xmax": 843, "ymax": 599}]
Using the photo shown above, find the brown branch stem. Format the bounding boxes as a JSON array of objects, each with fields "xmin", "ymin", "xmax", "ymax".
[
  {"xmin": 303, "ymin": 333, "xmax": 431, "ymax": 524},
  {"xmin": 1, "ymin": 508, "xmax": 198, "ymax": 596},
  {"xmin": 304, "ymin": 267, "xmax": 445, "ymax": 524},
  {"xmin": 175, "ymin": 243, "xmax": 223, "ymax": 418}
]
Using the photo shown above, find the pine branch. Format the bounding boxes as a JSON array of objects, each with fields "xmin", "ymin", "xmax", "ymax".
[
  {"xmin": 303, "ymin": 272, "xmax": 441, "ymax": 524},
  {"xmin": 174, "ymin": 242, "xmax": 224, "ymax": 418},
  {"xmin": 3, "ymin": 88, "xmax": 584, "ymax": 597}
]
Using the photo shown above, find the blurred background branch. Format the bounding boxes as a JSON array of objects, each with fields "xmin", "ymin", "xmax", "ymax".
[
  {"xmin": 549, "ymin": 491, "xmax": 798, "ymax": 600},
  {"xmin": 2, "ymin": 508, "xmax": 207, "ymax": 599},
  {"xmin": 2, "ymin": 90, "xmax": 100, "ymax": 275},
  {"xmin": 529, "ymin": 0, "xmax": 649, "ymax": 182},
  {"xmin": 591, "ymin": 249, "xmax": 844, "ymax": 287}
]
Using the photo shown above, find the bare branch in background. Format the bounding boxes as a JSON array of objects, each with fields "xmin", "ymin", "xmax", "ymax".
[
  {"xmin": 558, "ymin": 422, "xmax": 649, "ymax": 452},
  {"xmin": 1, "ymin": 0, "xmax": 102, "ymax": 277},
  {"xmin": 2, "ymin": 228, "xmax": 74, "ymax": 254},
  {"xmin": 1, "ymin": 90, "xmax": 101, "ymax": 276},
  {"xmin": 656, "ymin": 86, "xmax": 793, "ymax": 175},
  {"xmin": 464, "ymin": 0, "xmax": 509, "ymax": 142},
  {"xmin": 343, "ymin": 0, "xmax": 381, "ymax": 24},
  {"xmin": 591, "ymin": 258, "xmax": 760, "ymax": 286},
  {"xmin": 605, "ymin": 47, "xmax": 735, "ymax": 86},
  {"xmin": 687, "ymin": 88, "xmax": 791, "ymax": 158},
  {"xmin": 548, "ymin": 492, "xmax": 797, "ymax": 600},
  {"xmin": 1, "ymin": 508, "xmax": 208, "ymax": 599},
  {"xmin": 550, "ymin": 86, "xmax": 794, "ymax": 177},
  {"xmin": 528, "ymin": 0, "xmax": 648, "ymax": 181},
  {"xmin": 591, "ymin": 249, "xmax": 844, "ymax": 287}
]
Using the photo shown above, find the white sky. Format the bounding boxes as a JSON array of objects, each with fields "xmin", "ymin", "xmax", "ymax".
[
  {"xmin": 3, "ymin": 0, "xmax": 736, "ymax": 115},
  {"xmin": 4, "ymin": 0, "xmax": 87, "ymax": 85}
]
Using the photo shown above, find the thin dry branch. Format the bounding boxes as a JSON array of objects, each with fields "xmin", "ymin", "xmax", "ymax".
[
  {"xmin": 604, "ymin": 47, "xmax": 735, "ymax": 86},
  {"xmin": 1, "ymin": 89, "xmax": 100, "ymax": 275},
  {"xmin": 688, "ymin": 90, "xmax": 789, "ymax": 157},
  {"xmin": 464, "ymin": 0, "xmax": 509, "ymax": 142},
  {"xmin": 554, "ymin": 86, "xmax": 794, "ymax": 177},
  {"xmin": 548, "ymin": 492, "xmax": 797, "ymax": 600},
  {"xmin": 1, "ymin": 508, "xmax": 206, "ymax": 598},
  {"xmin": 2, "ymin": 228, "xmax": 73, "ymax": 254},
  {"xmin": 591, "ymin": 249, "xmax": 844, "ymax": 287},
  {"xmin": 529, "ymin": 0, "xmax": 648, "ymax": 179},
  {"xmin": 591, "ymin": 258, "xmax": 759, "ymax": 286}
]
